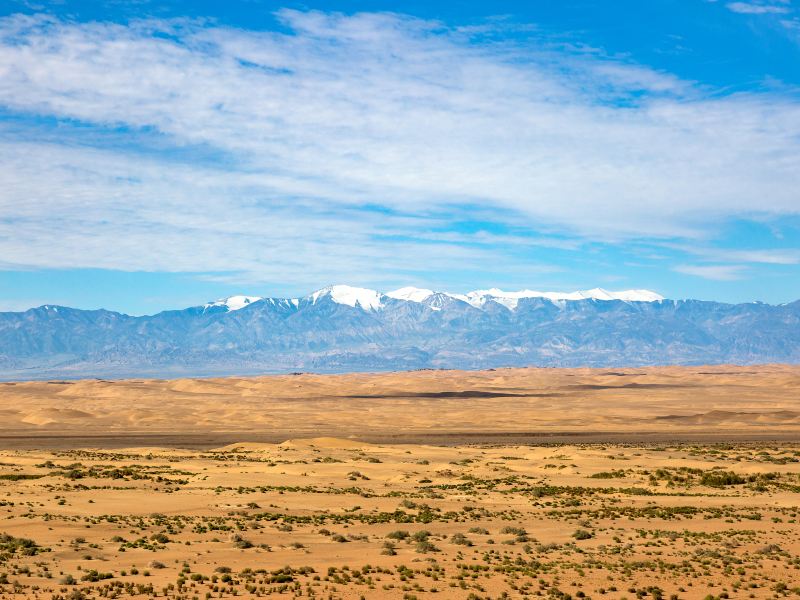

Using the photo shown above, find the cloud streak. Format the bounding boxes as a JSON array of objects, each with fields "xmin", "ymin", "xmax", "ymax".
[
  {"xmin": 674, "ymin": 264, "xmax": 747, "ymax": 281},
  {"xmin": 727, "ymin": 2, "xmax": 792, "ymax": 15}
]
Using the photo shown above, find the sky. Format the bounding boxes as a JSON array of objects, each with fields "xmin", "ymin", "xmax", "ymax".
[{"xmin": 0, "ymin": 0, "xmax": 799, "ymax": 314}]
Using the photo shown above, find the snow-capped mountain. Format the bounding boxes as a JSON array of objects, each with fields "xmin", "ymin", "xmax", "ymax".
[
  {"xmin": 309, "ymin": 285, "xmax": 385, "ymax": 311},
  {"xmin": 206, "ymin": 285, "xmax": 664, "ymax": 313},
  {"xmin": 0, "ymin": 284, "xmax": 797, "ymax": 379},
  {"xmin": 204, "ymin": 295, "xmax": 264, "ymax": 312},
  {"xmin": 386, "ymin": 287, "xmax": 435, "ymax": 303},
  {"xmin": 445, "ymin": 287, "xmax": 664, "ymax": 309}
]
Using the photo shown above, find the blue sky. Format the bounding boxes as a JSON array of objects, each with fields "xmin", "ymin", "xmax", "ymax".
[{"xmin": 0, "ymin": 0, "xmax": 799, "ymax": 314}]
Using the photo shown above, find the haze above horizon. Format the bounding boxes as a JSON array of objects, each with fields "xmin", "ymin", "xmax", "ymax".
[{"xmin": 1, "ymin": 0, "xmax": 799, "ymax": 314}]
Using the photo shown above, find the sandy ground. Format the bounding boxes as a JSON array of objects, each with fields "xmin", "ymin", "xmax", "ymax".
[
  {"xmin": 0, "ymin": 366, "xmax": 799, "ymax": 598},
  {"xmin": 0, "ymin": 439, "xmax": 799, "ymax": 599},
  {"xmin": 1, "ymin": 365, "xmax": 799, "ymax": 448}
]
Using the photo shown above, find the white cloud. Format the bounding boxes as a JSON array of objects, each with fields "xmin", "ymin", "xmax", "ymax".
[
  {"xmin": 674, "ymin": 264, "xmax": 747, "ymax": 280},
  {"xmin": 0, "ymin": 138, "xmax": 557, "ymax": 286},
  {"xmin": 0, "ymin": 10, "xmax": 798, "ymax": 280},
  {"xmin": 782, "ymin": 17, "xmax": 800, "ymax": 34},
  {"xmin": 713, "ymin": 249, "xmax": 800, "ymax": 264},
  {"xmin": 662, "ymin": 244, "xmax": 800, "ymax": 265},
  {"xmin": 727, "ymin": 2, "xmax": 791, "ymax": 14}
]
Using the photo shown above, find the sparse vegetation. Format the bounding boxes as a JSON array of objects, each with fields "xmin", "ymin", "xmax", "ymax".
[{"xmin": 0, "ymin": 432, "xmax": 797, "ymax": 599}]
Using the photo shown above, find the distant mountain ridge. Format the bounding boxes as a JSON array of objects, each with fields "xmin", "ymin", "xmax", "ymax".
[
  {"xmin": 202, "ymin": 285, "xmax": 666, "ymax": 313},
  {"xmin": 1, "ymin": 284, "xmax": 798, "ymax": 380}
]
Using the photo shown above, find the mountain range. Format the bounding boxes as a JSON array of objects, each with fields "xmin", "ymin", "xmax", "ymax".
[{"xmin": 1, "ymin": 284, "xmax": 798, "ymax": 380}]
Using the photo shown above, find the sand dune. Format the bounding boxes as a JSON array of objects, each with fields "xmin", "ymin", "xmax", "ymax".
[
  {"xmin": 1, "ymin": 365, "xmax": 799, "ymax": 447},
  {"xmin": 657, "ymin": 409, "xmax": 800, "ymax": 425}
]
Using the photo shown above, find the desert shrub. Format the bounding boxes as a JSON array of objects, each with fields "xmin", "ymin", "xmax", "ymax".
[
  {"xmin": 81, "ymin": 570, "xmax": 113, "ymax": 582},
  {"xmin": 382, "ymin": 541, "xmax": 397, "ymax": 556},
  {"xmin": 0, "ymin": 532, "xmax": 42, "ymax": 558},
  {"xmin": 415, "ymin": 540, "xmax": 439, "ymax": 553},
  {"xmin": 451, "ymin": 533, "xmax": 473, "ymax": 546},
  {"xmin": 468, "ymin": 527, "xmax": 489, "ymax": 535},
  {"xmin": 411, "ymin": 530, "xmax": 431, "ymax": 542},
  {"xmin": 700, "ymin": 471, "xmax": 746, "ymax": 487},
  {"xmin": 572, "ymin": 529, "xmax": 593, "ymax": 540},
  {"xmin": 591, "ymin": 470, "xmax": 626, "ymax": 479},
  {"xmin": 0, "ymin": 474, "xmax": 44, "ymax": 481}
]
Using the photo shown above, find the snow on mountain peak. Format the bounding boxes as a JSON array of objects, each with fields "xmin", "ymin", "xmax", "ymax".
[
  {"xmin": 205, "ymin": 295, "xmax": 263, "ymax": 312},
  {"xmin": 454, "ymin": 288, "xmax": 664, "ymax": 309},
  {"xmin": 386, "ymin": 287, "xmax": 435, "ymax": 303},
  {"xmin": 569, "ymin": 288, "xmax": 664, "ymax": 302},
  {"xmin": 310, "ymin": 285, "xmax": 384, "ymax": 311},
  {"xmin": 595, "ymin": 289, "xmax": 664, "ymax": 302},
  {"xmin": 205, "ymin": 286, "xmax": 663, "ymax": 314}
]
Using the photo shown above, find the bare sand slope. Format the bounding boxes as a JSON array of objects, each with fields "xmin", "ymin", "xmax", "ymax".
[{"xmin": 1, "ymin": 365, "xmax": 799, "ymax": 447}]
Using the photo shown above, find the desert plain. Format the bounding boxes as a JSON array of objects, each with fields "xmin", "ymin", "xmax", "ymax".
[{"xmin": 0, "ymin": 366, "xmax": 798, "ymax": 599}]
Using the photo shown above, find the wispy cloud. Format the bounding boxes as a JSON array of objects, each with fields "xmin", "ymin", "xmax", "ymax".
[
  {"xmin": 661, "ymin": 243, "xmax": 800, "ymax": 265},
  {"xmin": 782, "ymin": 16, "xmax": 800, "ymax": 36},
  {"xmin": 674, "ymin": 264, "xmax": 747, "ymax": 280},
  {"xmin": 0, "ymin": 10, "xmax": 798, "ymax": 284},
  {"xmin": 727, "ymin": 2, "xmax": 792, "ymax": 14}
]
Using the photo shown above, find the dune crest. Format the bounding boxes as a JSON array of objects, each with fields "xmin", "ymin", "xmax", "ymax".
[{"xmin": 280, "ymin": 437, "xmax": 373, "ymax": 450}]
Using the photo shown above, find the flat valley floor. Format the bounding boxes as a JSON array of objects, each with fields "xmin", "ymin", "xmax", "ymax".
[{"xmin": 0, "ymin": 366, "xmax": 798, "ymax": 599}]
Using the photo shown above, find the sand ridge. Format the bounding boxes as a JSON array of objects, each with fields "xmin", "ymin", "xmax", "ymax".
[{"xmin": 1, "ymin": 365, "xmax": 799, "ymax": 447}]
